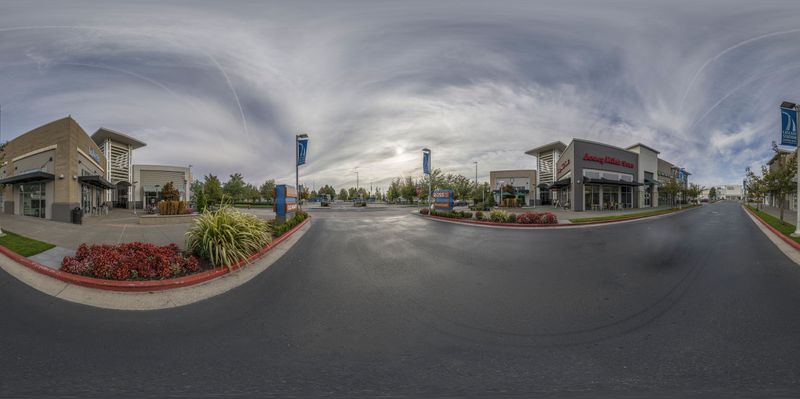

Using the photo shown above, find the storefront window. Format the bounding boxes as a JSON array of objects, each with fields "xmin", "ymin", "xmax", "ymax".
[
  {"xmin": 602, "ymin": 185, "xmax": 620, "ymax": 210},
  {"xmin": 81, "ymin": 184, "xmax": 92, "ymax": 215},
  {"xmin": 621, "ymin": 186, "xmax": 633, "ymax": 209},
  {"xmin": 20, "ymin": 182, "xmax": 46, "ymax": 218},
  {"xmin": 584, "ymin": 185, "xmax": 600, "ymax": 211}
]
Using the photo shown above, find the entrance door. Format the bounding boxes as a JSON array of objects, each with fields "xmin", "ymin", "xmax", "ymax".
[
  {"xmin": 20, "ymin": 182, "xmax": 46, "ymax": 218},
  {"xmin": 540, "ymin": 190, "xmax": 550, "ymax": 205},
  {"xmin": 602, "ymin": 185, "xmax": 620, "ymax": 210}
]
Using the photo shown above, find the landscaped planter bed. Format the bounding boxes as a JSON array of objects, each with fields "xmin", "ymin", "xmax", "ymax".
[{"xmin": 419, "ymin": 208, "xmax": 559, "ymax": 226}]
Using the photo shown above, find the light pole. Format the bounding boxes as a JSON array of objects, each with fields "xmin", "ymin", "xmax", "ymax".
[
  {"xmin": 296, "ymin": 133, "xmax": 308, "ymax": 208},
  {"xmin": 422, "ymin": 148, "xmax": 431, "ymax": 205}
]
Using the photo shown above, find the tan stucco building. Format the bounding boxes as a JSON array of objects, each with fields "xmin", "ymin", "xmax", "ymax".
[{"xmin": 0, "ymin": 117, "xmax": 193, "ymax": 223}]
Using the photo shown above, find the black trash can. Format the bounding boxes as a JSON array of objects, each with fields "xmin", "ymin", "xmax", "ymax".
[{"xmin": 71, "ymin": 207, "xmax": 82, "ymax": 225}]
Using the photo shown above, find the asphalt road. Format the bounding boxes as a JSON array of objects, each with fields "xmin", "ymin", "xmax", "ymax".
[{"xmin": 1, "ymin": 201, "xmax": 799, "ymax": 397}]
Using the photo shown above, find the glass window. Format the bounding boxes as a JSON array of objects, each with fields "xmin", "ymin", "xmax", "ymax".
[
  {"xmin": 584, "ymin": 185, "xmax": 600, "ymax": 211},
  {"xmin": 20, "ymin": 182, "xmax": 46, "ymax": 218},
  {"xmin": 621, "ymin": 186, "xmax": 633, "ymax": 209}
]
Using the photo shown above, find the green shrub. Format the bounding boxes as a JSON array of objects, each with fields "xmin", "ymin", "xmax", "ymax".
[
  {"xmin": 475, "ymin": 211, "xmax": 484, "ymax": 220},
  {"xmin": 489, "ymin": 210, "xmax": 508, "ymax": 222},
  {"xmin": 272, "ymin": 211, "xmax": 308, "ymax": 236},
  {"xmin": 506, "ymin": 213, "xmax": 517, "ymax": 223},
  {"xmin": 461, "ymin": 211, "xmax": 473, "ymax": 219},
  {"xmin": 420, "ymin": 208, "xmax": 430, "ymax": 215},
  {"xmin": 185, "ymin": 205, "xmax": 272, "ymax": 269}
]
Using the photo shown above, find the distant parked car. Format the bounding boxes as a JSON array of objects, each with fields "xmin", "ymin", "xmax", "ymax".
[{"xmin": 454, "ymin": 200, "xmax": 468, "ymax": 207}]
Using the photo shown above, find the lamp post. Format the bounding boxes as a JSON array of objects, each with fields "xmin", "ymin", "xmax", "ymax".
[
  {"xmin": 296, "ymin": 133, "xmax": 308, "ymax": 209},
  {"xmin": 422, "ymin": 148, "xmax": 431, "ymax": 205},
  {"xmin": 132, "ymin": 181, "xmax": 139, "ymax": 215}
]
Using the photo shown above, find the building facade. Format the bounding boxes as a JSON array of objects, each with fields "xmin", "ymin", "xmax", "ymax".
[
  {"xmin": 0, "ymin": 117, "xmax": 193, "ymax": 222},
  {"xmin": 133, "ymin": 164, "xmax": 192, "ymax": 210},
  {"xmin": 0, "ymin": 117, "xmax": 114, "ymax": 222},
  {"xmin": 524, "ymin": 138, "xmax": 689, "ymax": 211},
  {"xmin": 489, "ymin": 170, "xmax": 537, "ymax": 206},
  {"xmin": 524, "ymin": 142, "xmax": 566, "ymax": 205}
]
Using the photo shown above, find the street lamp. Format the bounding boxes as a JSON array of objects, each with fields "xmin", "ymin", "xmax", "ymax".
[
  {"xmin": 296, "ymin": 133, "xmax": 308, "ymax": 209},
  {"xmin": 422, "ymin": 148, "xmax": 431, "ymax": 204},
  {"xmin": 132, "ymin": 181, "xmax": 139, "ymax": 215}
]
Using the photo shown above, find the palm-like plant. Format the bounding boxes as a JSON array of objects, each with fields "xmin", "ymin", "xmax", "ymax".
[{"xmin": 185, "ymin": 204, "xmax": 271, "ymax": 269}]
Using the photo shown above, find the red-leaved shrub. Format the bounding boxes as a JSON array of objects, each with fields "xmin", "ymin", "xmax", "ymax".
[
  {"xmin": 515, "ymin": 212, "xmax": 559, "ymax": 224},
  {"xmin": 60, "ymin": 243, "xmax": 200, "ymax": 280},
  {"xmin": 419, "ymin": 208, "xmax": 430, "ymax": 215}
]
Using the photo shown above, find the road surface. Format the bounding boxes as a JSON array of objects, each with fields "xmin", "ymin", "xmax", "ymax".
[{"xmin": 1, "ymin": 202, "xmax": 798, "ymax": 397}]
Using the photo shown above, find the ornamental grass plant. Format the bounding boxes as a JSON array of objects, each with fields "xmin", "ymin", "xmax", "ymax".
[{"xmin": 185, "ymin": 205, "xmax": 272, "ymax": 269}]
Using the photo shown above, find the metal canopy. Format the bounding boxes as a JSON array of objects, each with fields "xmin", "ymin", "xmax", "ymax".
[
  {"xmin": 583, "ymin": 178, "xmax": 643, "ymax": 187},
  {"xmin": 78, "ymin": 175, "xmax": 115, "ymax": 189},
  {"xmin": 0, "ymin": 171, "xmax": 55, "ymax": 185}
]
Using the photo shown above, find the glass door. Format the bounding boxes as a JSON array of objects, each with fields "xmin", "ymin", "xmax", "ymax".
[{"xmin": 602, "ymin": 185, "xmax": 620, "ymax": 210}]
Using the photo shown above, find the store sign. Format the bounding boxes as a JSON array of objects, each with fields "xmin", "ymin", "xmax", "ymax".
[
  {"xmin": 432, "ymin": 189, "xmax": 453, "ymax": 210},
  {"xmin": 88, "ymin": 148, "xmax": 101, "ymax": 163},
  {"xmin": 583, "ymin": 153, "xmax": 634, "ymax": 169},
  {"xmin": 274, "ymin": 184, "xmax": 298, "ymax": 224},
  {"xmin": 781, "ymin": 106, "xmax": 797, "ymax": 147},
  {"xmin": 557, "ymin": 158, "xmax": 571, "ymax": 174}
]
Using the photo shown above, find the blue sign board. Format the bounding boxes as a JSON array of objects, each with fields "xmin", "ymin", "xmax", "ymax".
[
  {"xmin": 423, "ymin": 151, "xmax": 431, "ymax": 175},
  {"xmin": 782, "ymin": 107, "xmax": 797, "ymax": 147},
  {"xmin": 297, "ymin": 138, "xmax": 309, "ymax": 165},
  {"xmin": 274, "ymin": 184, "xmax": 298, "ymax": 224},
  {"xmin": 432, "ymin": 189, "xmax": 453, "ymax": 211}
]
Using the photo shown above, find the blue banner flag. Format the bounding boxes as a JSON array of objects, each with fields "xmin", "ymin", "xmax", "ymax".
[
  {"xmin": 422, "ymin": 150, "xmax": 431, "ymax": 175},
  {"xmin": 297, "ymin": 137, "xmax": 309, "ymax": 165},
  {"xmin": 782, "ymin": 107, "xmax": 797, "ymax": 147}
]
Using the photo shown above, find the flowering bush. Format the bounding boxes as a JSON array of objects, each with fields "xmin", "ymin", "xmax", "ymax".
[
  {"xmin": 61, "ymin": 242, "xmax": 200, "ymax": 280},
  {"xmin": 475, "ymin": 211, "xmax": 484, "ymax": 220},
  {"xmin": 419, "ymin": 208, "xmax": 430, "ymax": 215},
  {"xmin": 515, "ymin": 212, "xmax": 559, "ymax": 224},
  {"xmin": 506, "ymin": 213, "xmax": 517, "ymax": 223}
]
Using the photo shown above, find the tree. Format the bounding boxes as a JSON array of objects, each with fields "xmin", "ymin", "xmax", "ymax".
[
  {"xmin": 318, "ymin": 184, "xmax": 336, "ymax": 201},
  {"xmin": 660, "ymin": 179, "xmax": 683, "ymax": 208},
  {"xmin": 745, "ymin": 167, "xmax": 766, "ymax": 210},
  {"xmin": 400, "ymin": 176, "xmax": 417, "ymax": 204},
  {"xmin": 387, "ymin": 178, "xmax": 401, "ymax": 202},
  {"xmin": 338, "ymin": 188, "xmax": 349, "ymax": 201},
  {"xmin": 160, "ymin": 181, "xmax": 181, "ymax": 201},
  {"xmin": 348, "ymin": 187, "xmax": 358, "ymax": 200},
  {"xmin": 708, "ymin": 187, "xmax": 717, "ymax": 201},
  {"xmin": 203, "ymin": 174, "xmax": 223, "ymax": 207},
  {"xmin": 244, "ymin": 183, "xmax": 261, "ymax": 203},
  {"xmin": 259, "ymin": 179, "xmax": 276, "ymax": 203},
  {"xmin": 450, "ymin": 174, "xmax": 472, "ymax": 200},
  {"xmin": 194, "ymin": 184, "xmax": 208, "ymax": 213},
  {"xmin": 762, "ymin": 151, "xmax": 797, "ymax": 223},
  {"xmin": 685, "ymin": 183, "xmax": 704, "ymax": 204},
  {"xmin": 223, "ymin": 173, "xmax": 246, "ymax": 203}
]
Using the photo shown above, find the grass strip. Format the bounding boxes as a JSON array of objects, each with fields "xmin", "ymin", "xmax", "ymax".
[
  {"xmin": 0, "ymin": 230, "xmax": 56, "ymax": 257},
  {"xmin": 569, "ymin": 206, "xmax": 695, "ymax": 224},
  {"xmin": 746, "ymin": 205, "xmax": 800, "ymax": 244}
]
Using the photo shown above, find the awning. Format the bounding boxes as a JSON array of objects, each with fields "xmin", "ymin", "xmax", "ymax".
[
  {"xmin": 78, "ymin": 175, "xmax": 115, "ymax": 189},
  {"xmin": 549, "ymin": 178, "xmax": 571, "ymax": 189},
  {"xmin": 537, "ymin": 183, "xmax": 550, "ymax": 189},
  {"xmin": 0, "ymin": 171, "xmax": 55, "ymax": 185},
  {"xmin": 114, "ymin": 180, "xmax": 132, "ymax": 187},
  {"xmin": 583, "ymin": 178, "xmax": 643, "ymax": 187},
  {"xmin": 644, "ymin": 178, "xmax": 660, "ymax": 186}
]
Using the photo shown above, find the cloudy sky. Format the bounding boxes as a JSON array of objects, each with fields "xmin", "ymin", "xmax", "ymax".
[{"xmin": 0, "ymin": 1, "xmax": 797, "ymax": 191}]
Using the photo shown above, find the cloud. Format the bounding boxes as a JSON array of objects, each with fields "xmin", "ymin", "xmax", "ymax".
[{"xmin": 0, "ymin": 0, "xmax": 798, "ymax": 191}]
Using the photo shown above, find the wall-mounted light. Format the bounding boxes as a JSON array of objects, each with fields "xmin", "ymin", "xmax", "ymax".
[
  {"xmin": 59, "ymin": 174, "xmax": 65, "ymax": 179},
  {"xmin": 73, "ymin": 175, "xmax": 77, "ymax": 180}
]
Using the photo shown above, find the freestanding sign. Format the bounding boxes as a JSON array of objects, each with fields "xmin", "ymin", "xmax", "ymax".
[
  {"xmin": 432, "ymin": 189, "xmax": 454, "ymax": 211},
  {"xmin": 274, "ymin": 184, "xmax": 298, "ymax": 225},
  {"xmin": 782, "ymin": 107, "xmax": 797, "ymax": 147}
]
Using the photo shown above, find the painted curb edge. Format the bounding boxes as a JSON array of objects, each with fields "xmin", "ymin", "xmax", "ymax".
[
  {"xmin": 743, "ymin": 206, "xmax": 800, "ymax": 251},
  {"xmin": 0, "ymin": 217, "xmax": 311, "ymax": 292}
]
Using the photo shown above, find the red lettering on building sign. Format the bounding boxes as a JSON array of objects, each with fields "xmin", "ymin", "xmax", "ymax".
[
  {"xmin": 557, "ymin": 158, "xmax": 570, "ymax": 174},
  {"xmin": 583, "ymin": 153, "xmax": 634, "ymax": 169}
]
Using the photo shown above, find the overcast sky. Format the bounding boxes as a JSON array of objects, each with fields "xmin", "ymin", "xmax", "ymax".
[{"xmin": 0, "ymin": 1, "xmax": 796, "ymax": 191}]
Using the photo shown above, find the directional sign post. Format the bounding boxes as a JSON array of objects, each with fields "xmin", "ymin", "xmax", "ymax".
[
  {"xmin": 296, "ymin": 133, "xmax": 308, "ymax": 210},
  {"xmin": 274, "ymin": 184, "xmax": 298, "ymax": 225},
  {"xmin": 432, "ymin": 189, "xmax": 454, "ymax": 212}
]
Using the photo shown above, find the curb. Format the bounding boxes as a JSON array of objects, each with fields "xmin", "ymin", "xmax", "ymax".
[
  {"xmin": 743, "ymin": 206, "xmax": 800, "ymax": 251},
  {"xmin": 415, "ymin": 206, "xmax": 701, "ymax": 228},
  {"xmin": 0, "ymin": 217, "xmax": 310, "ymax": 292}
]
